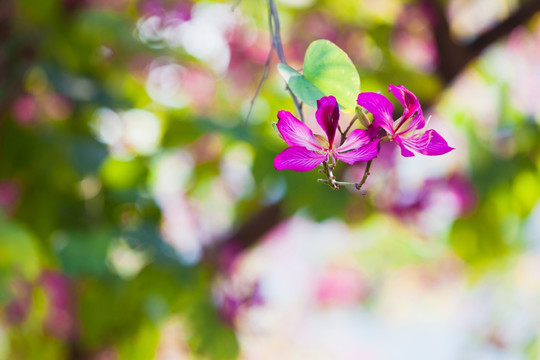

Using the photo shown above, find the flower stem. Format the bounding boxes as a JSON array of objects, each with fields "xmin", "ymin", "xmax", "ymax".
[
  {"xmin": 340, "ymin": 114, "xmax": 358, "ymax": 139},
  {"xmin": 318, "ymin": 180, "xmax": 358, "ymax": 186},
  {"xmin": 355, "ymin": 159, "xmax": 373, "ymax": 191},
  {"xmin": 320, "ymin": 161, "xmax": 339, "ymax": 190}
]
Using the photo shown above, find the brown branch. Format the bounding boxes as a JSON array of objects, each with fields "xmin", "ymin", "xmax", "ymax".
[
  {"xmin": 211, "ymin": 201, "xmax": 283, "ymax": 258},
  {"xmin": 423, "ymin": 0, "xmax": 465, "ymax": 84},
  {"xmin": 469, "ymin": 0, "xmax": 540, "ymax": 55},
  {"xmin": 424, "ymin": 0, "xmax": 540, "ymax": 84}
]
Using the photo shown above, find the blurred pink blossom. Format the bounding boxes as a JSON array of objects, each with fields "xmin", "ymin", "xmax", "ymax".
[
  {"xmin": 0, "ymin": 180, "xmax": 20, "ymax": 216},
  {"xmin": 4, "ymin": 280, "xmax": 31, "ymax": 325},
  {"xmin": 42, "ymin": 93, "xmax": 72, "ymax": 121},
  {"xmin": 388, "ymin": 173, "xmax": 477, "ymax": 222},
  {"xmin": 40, "ymin": 270, "xmax": 78, "ymax": 341},
  {"xmin": 316, "ymin": 267, "xmax": 368, "ymax": 306},
  {"xmin": 393, "ymin": 4, "xmax": 438, "ymax": 72},
  {"xmin": 12, "ymin": 95, "xmax": 37, "ymax": 125}
]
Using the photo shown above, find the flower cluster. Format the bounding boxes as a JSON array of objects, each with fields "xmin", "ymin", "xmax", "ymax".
[
  {"xmin": 273, "ymin": 84, "xmax": 454, "ymax": 190},
  {"xmin": 274, "ymin": 96, "xmax": 379, "ymax": 172}
]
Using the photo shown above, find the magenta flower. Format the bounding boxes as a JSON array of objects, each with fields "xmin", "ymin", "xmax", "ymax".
[
  {"xmin": 274, "ymin": 96, "xmax": 380, "ymax": 172},
  {"xmin": 357, "ymin": 84, "xmax": 454, "ymax": 157}
]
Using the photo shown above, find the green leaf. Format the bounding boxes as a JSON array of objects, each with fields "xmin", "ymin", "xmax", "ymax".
[
  {"xmin": 278, "ymin": 40, "xmax": 360, "ymax": 110},
  {"xmin": 277, "ymin": 64, "xmax": 324, "ymax": 108},
  {"xmin": 0, "ymin": 215, "xmax": 40, "ymax": 281},
  {"xmin": 303, "ymin": 40, "xmax": 360, "ymax": 110}
]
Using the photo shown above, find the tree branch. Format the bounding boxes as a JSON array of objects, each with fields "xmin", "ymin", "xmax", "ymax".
[
  {"xmin": 210, "ymin": 201, "xmax": 283, "ymax": 261},
  {"xmin": 469, "ymin": 0, "xmax": 540, "ymax": 56},
  {"xmin": 423, "ymin": 0, "xmax": 540, "ymax": 84}
]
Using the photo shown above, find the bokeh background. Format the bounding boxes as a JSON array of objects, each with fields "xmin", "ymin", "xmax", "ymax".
[{"xmin": 1, "ymin": 0, "xmax": 540, "ymax": 358}]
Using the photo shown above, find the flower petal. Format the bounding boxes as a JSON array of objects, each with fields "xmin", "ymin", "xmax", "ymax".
[
  {"xmin": 276, "ymin": 111, "xmax": 323, "ymax": 151},
  {"xmin": 388, "ymin": 84, "xmax": 425, "ymax": 130},
  {"xmin": 395, "ymin": 112, "xmax": 425, "ymax": 136},
  {"xmin": 335, "ymin": 140, "xmax": 380, "ymax": 165},
  {"xmin": 274, "ymin": 146, "xmax": 327, "ymax": 172},
  {"xmin": 315, "ymin": 96, "xmax": 340, "ymax": 147},
  {"xmin": 400, "ymin": 129, "xmax": 455, "ymax": 156},
  {"xmin": 337, "ymin": 128, "xmax": 371, "ymax": 152},
  {"xmin": 367, "ymin": 122, "xmax": 383, "ymax": 140},
  {"xmin": 356, "ymin": 92, "xmax": 395, "ymax": 135},
  {"xmin": 393, "ymin": 136, "xmax": 415, "ymax": 157}
]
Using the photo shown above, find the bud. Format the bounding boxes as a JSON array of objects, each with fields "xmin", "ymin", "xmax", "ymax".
[{"xmin": 356, "ymin": 106, "xmax": 372, "ymax": 129}]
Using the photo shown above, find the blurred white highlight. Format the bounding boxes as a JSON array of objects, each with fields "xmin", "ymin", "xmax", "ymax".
[{"xmin": 93, "ymin": 108, "xmax": 162, "ymax": 157}]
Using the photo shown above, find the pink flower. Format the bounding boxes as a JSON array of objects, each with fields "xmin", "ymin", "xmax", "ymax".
[
  {"xmin": 357, "ymin": 84, "xmax": 454, "ymax": 157},
  {"xmin": 40, "ymin": 271, "xmax": 78, "ymax": 340},
  {"xmin": 274, "ymin": 96, "xmax": 380, "ymax": 172}
]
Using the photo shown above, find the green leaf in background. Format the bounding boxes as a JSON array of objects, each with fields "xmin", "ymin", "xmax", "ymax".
[
  {"xmin": 54, "ymin": 229, "xmax": 112, "ymax": 277},
  {"xmin": 117, "ymin": 320, "xmax": 159, "ymax": 360},
  {"xmin": 278, "ymin": 40, "xmax": 360, "ymax": 110},
  {"xmin": 188, "ymin": 299, "xmax": 239, "ymax": 360},
  {"xmin": 0, "ymin": 215, "xmax": 40, "ymax": 306},
  {"xmin": 100, "ymin": 157, "xmax": 147, "ymax": 190},
  {"xmin": 0, "ymin": 215, "xmax": 40, "ymax": 281}
]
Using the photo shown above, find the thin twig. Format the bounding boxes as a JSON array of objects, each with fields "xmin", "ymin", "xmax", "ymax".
[
  {"xmin": 267, "ymin": 0, "xmax": 304, "ymax": 121},
  {"xmin": 318, "ymin": 179, "xmax": 358, "ymax": 187},
  {"xmin": 355, "ymin": 159, "xmax": 373, "ymax": 191},
  {"xmin": 340, "ymin": 114, "xmax": 358, "ymax": 141},
  {"xmin": 267, "ymin": 0, "xmax": 285, "ymax": 63},
  {"xmin": 245, "ymin": 47, "xmax": 273, "ymax": 124}
]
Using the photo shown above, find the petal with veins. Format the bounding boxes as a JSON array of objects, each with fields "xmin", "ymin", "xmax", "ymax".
[
  {"xmin": 395, "ymin": 112, "xmax": 425, "ymax": 135},
  {"xmin": 276, "ymin": 111, "xmax": 323, "ymax": 152},
  {"xmin": 400, "ymin": 129, "xmax": 455, "ymax": 156},
  {"xmin": 393, "ymin": 136, "xmax": 416, "ymax": 157},
  {"xmin": 335, "ymin": 140, "xmax": 380, "ymax": 165},
  {"xmin": 337, "ymin": 128, "xmax": 371, "ymax": 152},
  {"xmin": 274, "ymin": 146, "xmax": 327, "ymax": 172},
  {"xmin": 388, "ymin": 84, "xmax": 424, "ymax": 129}
]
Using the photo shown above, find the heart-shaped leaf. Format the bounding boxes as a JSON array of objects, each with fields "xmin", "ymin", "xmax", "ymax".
[
  {"xmin": 303, "ymin": 39, "xmax": 360, "ymax": 110},
  {"xmin": 277, "ymin": 40, "xmax": 360, "ymax": 110},
  {"xmin": 277, "ymin": 63, "xmax": 324, "ymax": 108}
]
